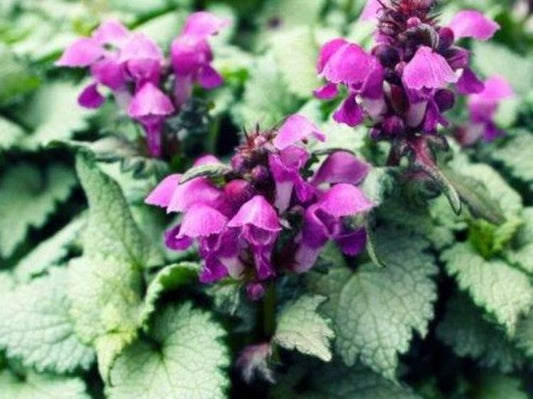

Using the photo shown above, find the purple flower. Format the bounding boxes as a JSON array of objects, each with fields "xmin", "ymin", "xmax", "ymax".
[
  {"xmin": 315, "ymin": 0, "xmax": 500, "ymax": 143},
  {"xmin": 448, "ymin": 10, "xmax": 500, "ymax": 41},
  {"xmin": 457, "ymin": 76, "xmax": 514, "ymax": 145},
  {"xmin": 128, "ymin": 83, "xmax": 175, "ymax": 157},
  {"xmin": 403, "ymin": 46, "xmax": 458, "ymax": 90},
  {"xmin": 171, "ymin": 12, "xmax": 230, "ymax": 107},
  {"xmin": 295, "ymin": 184, "xmax": 374, "ymax": 273},
  {"xmin": 57, "ymin": 13, "xmax": 229, "ymax": 158},
  {"xmin": 146, "ymin": 115, "xmax": 374, "ymax": 298}
]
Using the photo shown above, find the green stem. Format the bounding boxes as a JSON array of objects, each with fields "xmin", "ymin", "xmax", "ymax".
[{"xmin": 263, "ymin": 281, "xmax": 276, "ymax": 338}]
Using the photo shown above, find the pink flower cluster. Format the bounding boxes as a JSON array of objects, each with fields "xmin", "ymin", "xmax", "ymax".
[
  {"xmin": 457, "ymin": 76, "xmax": 514, "ymax": 145},
  {"xmin": 315, "ymin": 0, "xmax": 504, "ymax": 142},
  {"xmin": 146, "ymin": 115, "xmax": 374, "ymax": 298},
  {"xmin": 56, "ymin": 12, "xmax": 229, "ymax": 157}
]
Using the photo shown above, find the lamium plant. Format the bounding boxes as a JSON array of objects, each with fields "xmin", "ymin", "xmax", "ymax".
[
  {"xmin": 56, "ymin": 11, "xmax": 229, "ymax": 158},
  {"xmin": 0, "ymin": 0, "xmax": 532, "ymax": 398},
  {"xmin": 315, "ymin": 0, "xmax": 507, "ymax": 214}
]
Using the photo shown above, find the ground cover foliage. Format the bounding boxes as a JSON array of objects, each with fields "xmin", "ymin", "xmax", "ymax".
[{"xmin": 1, "ymin": 0, "xmax": 533, "ymax": 398}]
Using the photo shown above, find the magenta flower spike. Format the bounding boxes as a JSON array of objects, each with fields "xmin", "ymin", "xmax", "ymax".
[
  {"xmin": 314, "ymin": 0, "xmax": 502, "ymax": 174},
  {"xmin": 57, "ymin": 13, "xmax": 229, "ymax": 158},
  {"xmin": 146, "ymin": 115, "xmax": 375, "ymax": 298}
]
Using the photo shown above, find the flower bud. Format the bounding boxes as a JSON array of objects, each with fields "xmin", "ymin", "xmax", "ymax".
[
  {"xmin": 383, "ymin": 116, "xmax": 406, "ymax": 136},
  {"xmin": 225, "ymin": 179, "xmax": 255, "ymax": 206},
  {"xmin": 438, "ymin": 27, "xmax": 455, "ymax": 51},
  {"xmin": 373, "ymin": 45, "xmax": 400, "ymax": 68},
  {"xmin": 251, "ymin": 165, "xmax": 271, "ymax": 184},
  {"xmin": 435, "ymin": 89, "xmax": 455, "ymax": 112}
]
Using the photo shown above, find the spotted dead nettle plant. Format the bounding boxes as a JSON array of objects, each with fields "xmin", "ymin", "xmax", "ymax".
[{"xmin": 57, "ymin": 12, "xmax": 229, "ymax": 157}]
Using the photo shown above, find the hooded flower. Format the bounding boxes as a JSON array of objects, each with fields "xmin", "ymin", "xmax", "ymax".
[
  {"xmin": 57, "ymin": 12, "xmax": 229, "ymax": 157},
  {"xmin": 315, "ymin": 0, "xmax": 500, "ymax": 143},
  {"xmin": 146, "ymin": 115, "xmax": 374, "ymax": 298},
  {"xmin": 171, "ymin": 12, "xmax": 230, "ymax": 107},
  {"xmin": 457, "ymin": 76, "xmax": 514, "ymax": 145}
]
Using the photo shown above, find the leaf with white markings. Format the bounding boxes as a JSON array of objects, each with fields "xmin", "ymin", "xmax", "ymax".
[
  {"xmin": 274, "ymin": 295, "xmax": 334, "ymax": 361},
  {"xmin": 442, "ymin": 242, "xmax": 533, "ymax": 335},
  {"xmin": 0, "ymin": 268, "xmax": 94, "ymax": 373},
  {"xmin": 107, "ymin": 303, "xmax": 229, "ymax": 399}
]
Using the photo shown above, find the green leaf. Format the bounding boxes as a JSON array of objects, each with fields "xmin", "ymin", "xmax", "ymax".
[
  {"xmin": 14, "ymin": 217, "xmax": 85, "ymax": 282},
  {"xmin": 0, "ymin": 116, "xmax": 25, "ymax": 150},
  {"xmin": 379, "ymin": 197, "xmax": 456, "ymax": 250},
  {"xmin": 442, "ymin": 243, "xmax": 533, "ymax": 335},
  {"xmin": 474, "ymin": 374, "xmax": 528, "ymax": 399},
  {"xmin": 107, "ymin": 303, "xmax": 229, "ymax": 399},
  {"xmin": 508, "ymin": 208, "xmax": 533, "ymax": 273},
  {"xmin": 68, "ymin": 255, "xmax": 143, "ymax": 381},
  {"xmin": 453, "ymin": 164, "xmax": 524, "ymax": 256},
  {"xmin": 514, "ymin": 305, "xmax": 533, "ymax": 359},
  {"xmin": 0, "ymin": 43, "xmax": 40, "ymax": 105},
  {"xmin": 75, "ymin": 154, "xmax": 150, "ymax": 266},
  {"xmin": 0, "ymin": 370, "xmax": 90, "ymax": 399},
  {"xmin": 441, "ymin": 167, "xmax": 504, "ymax": 225},
  {"xmin": 20, "ymin": 81, "xmax": 93, "ymax": 149},
  {"xmin": 272, "ymin": 27, "xmax": 320, "ymax": 98},
  {"xmin": 472, "ymin": 42, "xmax": 533, "ymax": 94},
  {"xmin": 492, "ymin": 133, "xmax": 533, "ymax": 190},
  {"xmin": 0, "ymin": 163, "xmax": 77, "ymax": 257},
  {"xmin": 308, "ymin": 229, "xmax": 437, "ymax": 380},
  {"xmin": 0, "ymin": 268, "xmax": 95, "ymax": 374},
  {"xmin": 54, "ymin": 137, "xmax": 168, "ymax": 180},
  {"xmin": 272, "ymin": 362, "xmax": 422, "ymax": 399},
  {"xmin": 437, "ymin": 294, "xmax": 524, "ymax": 372},
  {"xmin": 274, "ymin": 295, "xmax": 334, "ymax": 362},
  {"xmin": 232, "ymin": 53, "xmax": 299, "ymax": 129},
  {"xmin": 260, "ymin": 0, "xmax": 326, "ymax": 30},
  {"xmin": 141, "ymin": 262, "xmax": 200, "ymax": 324},
  {"xmin": 0, "ymin": 272, "xmax": 15, "ymax": 294},
  {"xmin": 179, "ymin": 163, "xmax": 232, "ymax": 184}
]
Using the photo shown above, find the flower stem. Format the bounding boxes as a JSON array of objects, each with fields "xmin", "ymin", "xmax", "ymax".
[{"xmin": 262, "ymin": 281, "xmax": 276, "ymax": 338}]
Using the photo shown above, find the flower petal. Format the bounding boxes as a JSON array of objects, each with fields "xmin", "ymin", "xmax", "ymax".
[
  {"xmin": 318, "ymin": 184, "xmax": 374, "ymax": 217},
  {"xmin": 456, "ymin": 67, "xmax": 484, "ymax": 95},
  {"xmin": 403, "ymin": 46, "xmax": 458, "ymax": 90},
  {"xmin": 476, "ymin": 76, "xmax": 514, "ymax": 101},
  {"xmin": 182, "ymin": 11, "xmax": 230, "ymax": 38},
  {"xmin": 198, "ymin": 65, "xmax": 224, "ymax": 89},
  {"xmin": 90, "ymin": 58, "xmax": 126, "ymax": 90},
  {"xmin": 314, "ymin": 83, "xmax": 339, "ymax": 100},
  {"xmin": 293, "ymin": 243, "xmax": 322, "ymax": 273},
  {"xmin": 335, "ymin": 228, "xmax": 367, "ymax": 256},
  {"xmin": 317, "ymin": 38, "xmax": 347, "ymax": 73},
  {"xmin": 93, "ymin": 20, "xmax": 129, "ymax": 45},
  {"xmin": 360, "ymin": 0, "xmax": 384, "ymax": 21},
  {"xmin": 227, "ymin": 196, "xmax": 281, "ymax": 232},
  {"xmin": 448, "ymin": 10, "xmax": 500, "ymax": 41},
  {"xmin": 200, "ymin": 257, "xmax": 229, "ymax": 283},
  {"xmin": 333, "ymin": 94, "xmax": 364, "ymax": 127},
  {"xmin": 145, "ymin": 174, "xmax": 181, "ymax": 208},
  {"xmin": 128, "ymin": 82, "xmax": 175, "ymax": 118},
  {"xmin": 164, "ymin": 224, "xmax": 193, "ymax": 251},
  {"xmin": 178, "ymin": 204, "xmax": 228, "ymax": 238},
  {"xmin": 168, "ymin": 177, "xmax": 223, "ymax": 213},
  {"xmin": 273, "ymin": 114, "xmax": 326, "ymax": 150},
  {"xmin": 78, "ymin": 83, "xmax": 105, "ymax": 109},
  {"xmin": 312, "ymin": 151, "xmax": 371, "ymax": 186},
  {"xmin": 56, "ymin": 38, "xmax": 103, "ymax": 67},
  {"xmin": 321, "ymin": 42, "xmax": 373, "ymax": 85}
]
